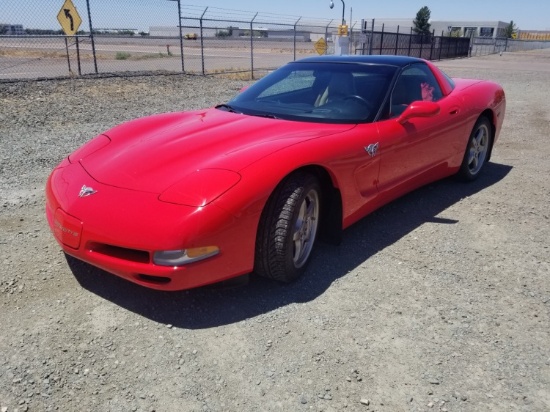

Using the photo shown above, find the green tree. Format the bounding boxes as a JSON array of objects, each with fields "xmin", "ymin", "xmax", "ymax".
[
  {"xmin": 504, "ymin": 20, "xmax": 518, "ymax": 38},
  {"xmin": 413, "ymin": 6, "xmax": 431, "ymax": 35}
]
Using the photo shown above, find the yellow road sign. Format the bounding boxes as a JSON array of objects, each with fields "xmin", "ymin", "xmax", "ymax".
[
  {"xmin": 57, "ymin": 0, "xmax": 82, "ymax": 36},
  {"xmin": 338, "ymin": 25, "xmax": 349, "ymax": 36},
  {"xmin": 314, "ymin": 38, "xmax": 327, "ymax": 55}
]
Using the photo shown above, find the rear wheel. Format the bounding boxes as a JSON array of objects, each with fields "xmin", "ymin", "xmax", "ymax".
[
  {"xmin": 255, "ymin": 172, "xmax": 321, "ymax": 283},
  {"xmin": 457, "ymin": 116, "xmax": 492, "ymax": 181}
]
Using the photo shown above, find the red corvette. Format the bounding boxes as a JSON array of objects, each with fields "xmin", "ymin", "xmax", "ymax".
[{"xmin": 46, "ymin": 55, "xmax": 506, "ymax": 291}]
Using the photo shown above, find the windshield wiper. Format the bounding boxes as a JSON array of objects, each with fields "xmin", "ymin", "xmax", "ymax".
[
  {"xmin": 248, "ymin": 113, "xmax": 280, "ymax": 119},
  {"xmin": 215, "ymin": 104, "xmax": 241, "ymax": 113}
]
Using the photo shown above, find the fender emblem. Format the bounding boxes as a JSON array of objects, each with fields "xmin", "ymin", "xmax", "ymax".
[
  {"xmin": 79, "ymin": 185, "xmax": 97, "ymax": 197},
  {"xmin": 365, "ymin": 142, "xmax": 379, "ymax": 157}
]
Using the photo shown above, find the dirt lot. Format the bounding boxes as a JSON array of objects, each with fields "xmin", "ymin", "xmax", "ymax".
[{"xmin": 1, "ymin": 51, "xmax": 549, "ymax": 412}]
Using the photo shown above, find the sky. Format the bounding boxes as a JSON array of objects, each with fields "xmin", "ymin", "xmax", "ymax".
[
  {"xmin": 193, "ymin": 0, "xmax": 548, "ymax": 29},
  {"xmin": 2, "ymin": 0, "xmax": 548, "ymax": 32}
]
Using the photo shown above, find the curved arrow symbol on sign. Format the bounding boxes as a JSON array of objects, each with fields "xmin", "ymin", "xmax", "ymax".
[{"xmin": 64, "ymin": 9, "xmax": 74, "ymax": 31}]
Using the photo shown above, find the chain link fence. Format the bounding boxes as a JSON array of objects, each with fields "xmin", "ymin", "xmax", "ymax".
[
  {"xmin": 470, "ymin": 37, "xmax": 550, "ymax": 56},
  {"xmin": 2, "ymin": 1, "xmax": 550, "ymax": 81}
]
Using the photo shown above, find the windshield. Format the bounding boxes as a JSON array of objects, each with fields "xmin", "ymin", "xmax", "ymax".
[{"xmin": 225, "ymin": 62, "xmax": 398, "ymax": 124}]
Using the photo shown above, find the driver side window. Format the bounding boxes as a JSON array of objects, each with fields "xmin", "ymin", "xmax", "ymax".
[{"xmin": 390, "ymin": 63, "xmax": 443, "ymax": 117}]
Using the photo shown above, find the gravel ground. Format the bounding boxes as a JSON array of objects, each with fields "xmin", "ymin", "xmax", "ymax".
[{"xmin": 1, "ymin": 51, "xmax": 549, "ymax": 412}]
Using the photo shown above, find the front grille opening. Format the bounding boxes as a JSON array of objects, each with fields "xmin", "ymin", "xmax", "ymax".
[
  {"xmin": 91, "ymin": 243, "xmax": 150, "ymax": 264},
  {"xmin": 137, "ymin": 274, "xmax": 171, "ymax": 285}
]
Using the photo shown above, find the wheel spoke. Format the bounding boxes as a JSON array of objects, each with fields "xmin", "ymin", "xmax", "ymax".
[
  {"xmin": 468, "ymin": 124, "xmax": 489, "ymax": 174},
  {"xmin": 292, "ymin": 191, "xmax": 319, "ymax": 267}
]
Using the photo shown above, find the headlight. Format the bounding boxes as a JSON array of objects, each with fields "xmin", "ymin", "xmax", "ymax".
[
  {"xmin": 153, "ymin": 246, "xmax": 220, "ymax": 266},
  {"xmin": 159, "ymin": 169, "xmax": 241, "ymax": 207},
  {"xmin": 68, "ymin": 135, "xmax": 111, "ymax": 163}
]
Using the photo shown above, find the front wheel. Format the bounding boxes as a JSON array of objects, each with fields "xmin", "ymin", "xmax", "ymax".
[
  {"xmin": 255, "ymin": 172, "xmax": 321, "ymax": 283},
  {"xmin": 457, "ymin": 116, "xmax": 492, "ymax": 181}
]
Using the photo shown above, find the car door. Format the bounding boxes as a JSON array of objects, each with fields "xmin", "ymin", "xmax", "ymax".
[{"xmin": 375, "ymin": 63, "xmax": 466, "ymax": 202}]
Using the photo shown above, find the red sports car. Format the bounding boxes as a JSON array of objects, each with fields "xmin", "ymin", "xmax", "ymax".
[{"xmin": 46, "ymin": 55, "xmax": 506, "ymax": 291}]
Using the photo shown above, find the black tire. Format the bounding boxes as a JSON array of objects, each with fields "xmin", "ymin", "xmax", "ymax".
[
  {"xmin": 457, "ymin": 116, "xmax": 492, "ymax": 181},
  {"xmin": 254, "ymin": 172, "xmax": 321, "ymax": 283}
]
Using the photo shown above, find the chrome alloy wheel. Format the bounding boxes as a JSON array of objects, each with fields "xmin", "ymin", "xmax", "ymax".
[
  {"xmin": 467, "ymin": 122, "xmax": 490, "ymax": 175},
  {"xmin": 292, "ymin": 188, "xmax": 319, "ymax": 268}
]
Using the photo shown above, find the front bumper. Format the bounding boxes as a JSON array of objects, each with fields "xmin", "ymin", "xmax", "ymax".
[{"xmin": 45, "ymin": 162, "xmax": 257, "ymax": 291}]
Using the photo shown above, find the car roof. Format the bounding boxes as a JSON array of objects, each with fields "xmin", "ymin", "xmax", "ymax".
[{"xmin": 295, "ymin": 55, "xmax": 425, "ymax": 67}]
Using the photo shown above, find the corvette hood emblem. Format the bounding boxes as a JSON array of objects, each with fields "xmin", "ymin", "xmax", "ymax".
[
  {"xmin": 79, "ymin": 185, "xmax": 97, "ymax": 197},
  {"xmin": 365, "ymin": 142, "xmax": 379, "ymax": 157}
]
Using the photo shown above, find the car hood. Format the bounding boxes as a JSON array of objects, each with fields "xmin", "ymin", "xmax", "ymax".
[{"xmin": 79, "ymin": 108, "xmax": 354, "ymax": 193}]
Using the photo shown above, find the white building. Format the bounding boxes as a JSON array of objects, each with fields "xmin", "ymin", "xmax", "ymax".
[
  {"xmin": 0, "ymin": 24, "xmax": 25, "ymax": 35},
  {"xmin": 362, "ymin": 19, "xmax": 509, "ymax": 38}
]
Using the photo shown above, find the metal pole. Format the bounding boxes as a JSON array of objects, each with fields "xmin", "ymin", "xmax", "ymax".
[
  {"xmin": 293, "ymin": 17, "xmax": 301, "ymax": 61},
  {"xmin": 177, "ymin": 0, "xmax": 184, "ymax": 72},
  {"xmin": 395, "ymin": 25, "xmax": 399, "ymax": 55},
  {"xmin": 85, "ymin": 0, "xmax": 98, "ymax": 74},
  {"xmin": 408, "ymin": 27, "xmax": 413, "ymax": 56},
  {"xmin": 76, "ymin": 36, "xmax": 82, "ymax": 75},
  {"xmin": 350, "ymin": 21, "xmax": 356, "ymax": 50},
  {"xmin": 251, "ymin": 13, "xmax": 257, "ymax": 79},
  {"xmin": 380, "ymin": 23, "xmax": 384, "ymax": 54},
  {"xmin": 429, "ymin": 29, "xmax": 434, "ymax": 60},
  {"xmin": 369, "ymin": 19, "xmax": 374, "ymax": 55},
  {"xmin": 64, "ymin": 37, "xmax": 72, "ymax": 74},
  {"xmin": 325, "ymin": 19, "xmax": 333, "ymax": 47},
  {"xmin": 200, "ymin": 7, "xmax": 207, "ymax": 75},
  {"xmin": 340, "ymin": 0, "xmax": 346, "ymax": 25}
]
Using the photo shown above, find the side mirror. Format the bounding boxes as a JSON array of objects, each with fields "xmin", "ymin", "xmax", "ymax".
[{"xmin": 398, "ymin": 101, "xmax": 440, "ymax": 124}]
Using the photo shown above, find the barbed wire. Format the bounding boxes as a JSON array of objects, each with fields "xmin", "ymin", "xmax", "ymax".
[{"xmin": 181, "ymin": 4, "xmax": 346, "ymax": 27}]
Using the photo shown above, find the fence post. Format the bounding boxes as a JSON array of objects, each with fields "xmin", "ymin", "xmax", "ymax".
[
  {"xmin": 325, "ymin": 19, "xmax": 333, "ymax": 54},
  {"xmin": 85, "ymin": 0, "xmax": 98, "ymax": 74},
  {"xmin": 293, "ymin": 17, "xmax": 301, "ymax": 61},
  {"xmin": 429, "ymin": 29, "xmax": 434, "ymax": 60},
  {"xmin": 408, "ymin": 27, "xmax": 413, "ymax": 56},
  {"xmin": 350, "ymin": 21, "xmax": 356, "ymax": 53},
  {"xmin": 250, "ymin": 13, "xmax": 257, "ymax": 79},
  {"xmin": 379, "ymin": 23, "xmax": 384, "ymax": 54},
  {"xmin": 325, "ymin": 19, "xmax": 333, "ymax": 49},
  {"xmin": 395, "ymin": 26, "xmax": 399, "ymax": 55},
  {"xmin": 64, "ymin": 38, "xmax": 72, "ymax": 74},
  {"xmin": 76, "ymin": 36, "xmax": 82, "ymax": 75},
  {"xmin": 176, "ymin": 0, "xmax": 184, "ymax": 72},
  {"xmin": 369, "ymin": 19, "xmax": 374, "ymax": 55},
  {"xmin": 199, "ymin": 7, "xmax": 207, "ymax": 75}
]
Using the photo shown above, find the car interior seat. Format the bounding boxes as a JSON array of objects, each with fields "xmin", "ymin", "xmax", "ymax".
[{"xmin": 315, "ymin": 72, "xmax": 356, "ymax": 106}]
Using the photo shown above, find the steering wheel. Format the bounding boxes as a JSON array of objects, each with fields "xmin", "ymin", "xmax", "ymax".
[{"xmin": 343, "ymin": 95, "xmax": 373, "ymax": 109}]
